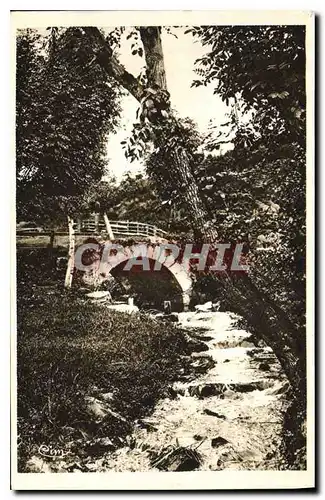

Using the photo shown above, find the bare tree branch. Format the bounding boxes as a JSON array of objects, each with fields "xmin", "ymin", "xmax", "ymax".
[{"xmin": 84, "ymin": 27, "xmax": 145, "ymax": 102}]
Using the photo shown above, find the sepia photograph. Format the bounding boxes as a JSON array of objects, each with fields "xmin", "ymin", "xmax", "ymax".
[{"xmin": 11, "ymin": 10, "xmax": 314, "ymax": 490}]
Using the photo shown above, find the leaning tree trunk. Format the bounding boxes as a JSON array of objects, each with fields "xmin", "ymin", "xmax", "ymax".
[
  {"xmin": 216, "ymin": 272, "xmax": 306, "ymax": 395},
  {"xmin": 139, "ymin": 27, "xmax": 218, "ymax": 242},
  {"xmin": 166, "ymin": 146, "xmax": 218, "ymax": 240},
  {"xmin": 87, "ymin": 26, "xmax": 306, "ymax": 398}
]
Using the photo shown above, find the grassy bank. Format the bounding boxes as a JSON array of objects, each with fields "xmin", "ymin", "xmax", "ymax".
[{"xmin": 17, "ymin": 270, "xmax": 193, "ymax": 471}]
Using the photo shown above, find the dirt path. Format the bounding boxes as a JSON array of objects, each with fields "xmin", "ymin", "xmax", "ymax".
[{"xmin": 102, "ymin": 309, "xmax": 290, "ymax": 471}]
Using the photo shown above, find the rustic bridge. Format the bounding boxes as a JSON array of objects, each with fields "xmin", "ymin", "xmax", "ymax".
[
  {"xmin": 17, "ymin": 215, "xmax": 193, "ymax": 310},
  {"xmin": 78, "ymin": 216, "xmax": 192, "ymax": 310}
]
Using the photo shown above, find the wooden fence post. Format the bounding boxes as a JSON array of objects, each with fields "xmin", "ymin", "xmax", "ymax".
[
  {"xmin": 48, "ymin": 230, "xmax": 55, "ymax": 270},
  {"xmin": 103, "ymin": 212, "xmax": 115, "ymax": 240},
  {"xmin": 94, "ymin": 213, "xmax": 99, "ymax": 233},
  {"xmin": 64, "ymin": 216, "xmax": 75, "ymax": 288}
]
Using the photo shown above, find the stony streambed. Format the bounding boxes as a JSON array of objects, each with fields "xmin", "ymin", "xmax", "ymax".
[
  {"xmin": 25, "ymin": 300, "xmax": 291, "ymax": 473},
  {"xmin": 99, "ymin": 308, "xmax": 290, "ymax": 472}
]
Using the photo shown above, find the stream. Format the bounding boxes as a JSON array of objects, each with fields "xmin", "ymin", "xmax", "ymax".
[{"xmin": 102, "ymin": 307, "xmax": 290, "ymax": 471}]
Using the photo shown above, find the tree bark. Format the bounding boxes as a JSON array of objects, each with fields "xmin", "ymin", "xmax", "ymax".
[
  {"xmin": 167, "ymin": 146, "xmax": 218, "ymax": 240},
  {"xmin": 139, "ymin": 27, "xmax": 167, "ymax": 89}
]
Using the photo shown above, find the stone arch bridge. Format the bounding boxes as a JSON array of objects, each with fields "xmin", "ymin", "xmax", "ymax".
[{"xmin": 79, "ymin": 217, "xmax": 194, "ymax": 310}]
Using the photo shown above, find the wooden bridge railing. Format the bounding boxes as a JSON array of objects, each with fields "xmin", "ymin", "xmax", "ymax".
[
  {"xmin": 17, "ymin": 218, "xmax": 168, "ymax": 241},
  {"xmin": 79, "ymin": 218, "xmax": 168, "ymax": 239}
]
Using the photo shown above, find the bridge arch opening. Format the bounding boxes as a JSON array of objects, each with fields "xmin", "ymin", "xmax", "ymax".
[
  {"xmin": 108, "ymin": 257, "xmax": 191, "ymax": 312},
  {"xmin": 77, "ymin": 238, "xmax": 193, "ymax": 311}
]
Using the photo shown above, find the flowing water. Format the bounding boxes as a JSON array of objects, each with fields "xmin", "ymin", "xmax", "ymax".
[{"xmin": 102, "ymin": 308, "xmax": 290, "ymax": 471}]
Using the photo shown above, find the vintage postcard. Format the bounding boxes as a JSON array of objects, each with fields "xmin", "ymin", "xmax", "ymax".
[{"xmin": 11, "ymin": 10, "xmax": 315, "ymax": 490}]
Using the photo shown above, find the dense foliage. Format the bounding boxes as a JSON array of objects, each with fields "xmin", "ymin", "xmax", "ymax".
[
  {"xmin": 196, "ymin": 144, "xmax": 305, "ymax": 333},
  {"xmin": 16, "ymin": 28, "xmax": 121, "ymax": 223},
  {"xmin": 188, "ymin": 25, "xmax": 305, "ymax": 147},
  {"xmin": 186, "ymin": 25, "xmax": 306, "ymax": 334}
]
